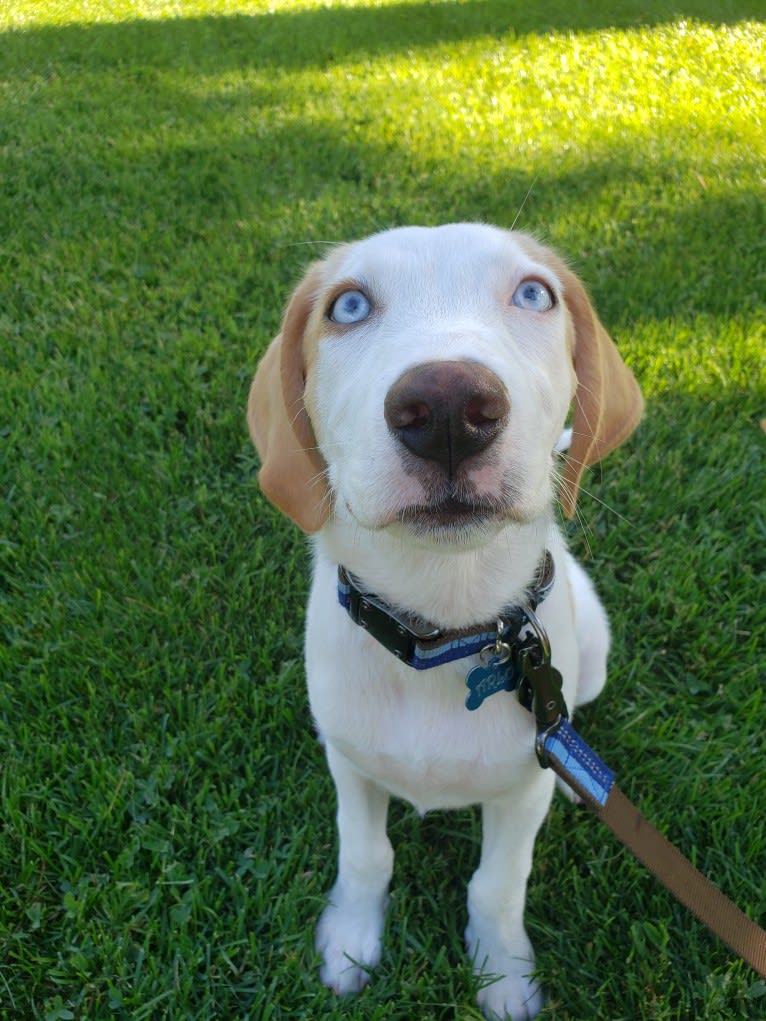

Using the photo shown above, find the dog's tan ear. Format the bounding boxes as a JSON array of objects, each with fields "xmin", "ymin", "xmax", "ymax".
[
  {"xmin": 553, "ymin": 258, "xmax": 644, "ymax": 518},
  {"xmin": 247, "ymin": 264, "xmax": 331, "ymax": 532}
]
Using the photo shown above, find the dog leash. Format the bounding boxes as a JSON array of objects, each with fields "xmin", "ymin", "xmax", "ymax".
[
  {"xmin": 519, "ymin": 607, "xmax": 766, "ymax": 980},
  {"xmin": 337, "ymin": 556, "xmax": 766, "ymax": 978}
]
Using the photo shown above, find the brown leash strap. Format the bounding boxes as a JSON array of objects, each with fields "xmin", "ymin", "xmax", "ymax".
[
  {"xmin": 597, "ymin": 786, "xmax": 766, "ymax": 978},
  {"xmin": 540, "ymin": 719, "xmax": 766, "ymax": 979}
]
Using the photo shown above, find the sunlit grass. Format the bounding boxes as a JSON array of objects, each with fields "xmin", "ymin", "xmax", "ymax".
[{"xmin": 1, "ymin": 1, "xmax": 764, "ymax": 1018}]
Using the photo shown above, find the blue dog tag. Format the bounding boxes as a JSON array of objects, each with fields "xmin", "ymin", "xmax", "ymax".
[{"xmin": 465, "ymin": 656, "xmax": 517, "ymax": 710}]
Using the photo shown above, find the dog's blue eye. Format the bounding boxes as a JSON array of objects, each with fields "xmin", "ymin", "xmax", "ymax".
[
  {"xmin": 330, "ymin": 290, "xmax": 371, "ymax": 325},
  {"xmin": 512, "ymin": 280, "xmax": 554, "ymax": 312}
]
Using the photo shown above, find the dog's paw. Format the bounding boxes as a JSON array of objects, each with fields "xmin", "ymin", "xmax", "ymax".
[
  {"xmin": 316, "ymin": 895, "xmax": 385, "ymax": 994},
  {"xmin": 477, "ymin": 971, "xmax": 544, "ymax": 1021},
  {"xmin": 467, "ymin": 923, "xmax": 543, "ymax": 1021}
]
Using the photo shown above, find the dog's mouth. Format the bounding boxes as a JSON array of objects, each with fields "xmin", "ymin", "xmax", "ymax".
[
  {"xmin": 345, "ymin": 472, "xmax": 531, "ymax": 539},
  {"xmin": 395, "ymin": 496, "xmax": 509, "ymax": 538}
]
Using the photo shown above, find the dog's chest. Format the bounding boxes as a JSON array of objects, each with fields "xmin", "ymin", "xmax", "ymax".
[
  {"xmin": 304, "ymin": 541, "xmax": 578, "ymax": 810},
  {"xmin": 306, "ymin": 612, "xmax": 552, "ymax": 811},
  {"xmin": 325, "ymin": 688, "xmax": 543, "ymax": 811}
]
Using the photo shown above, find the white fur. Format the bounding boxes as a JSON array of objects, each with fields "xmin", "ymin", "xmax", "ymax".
[{"xmin": 283, "ymin": 226, "xmax": 617, "ymax": 1019}]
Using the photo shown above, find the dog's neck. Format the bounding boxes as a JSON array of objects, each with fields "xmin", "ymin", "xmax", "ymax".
[{"xmin": 314, "ymin": 514, "xmax": 558, "ymax": 632}]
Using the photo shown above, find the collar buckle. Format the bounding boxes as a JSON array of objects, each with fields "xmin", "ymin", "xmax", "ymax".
[{"xmin": 339, "ymin": 567, "xmax": 441, "ymax": 661}]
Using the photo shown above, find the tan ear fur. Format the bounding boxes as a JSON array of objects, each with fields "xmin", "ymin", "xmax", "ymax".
[
  {"xmin": 247, "ymin": 264, "xmax": 331, "ymax": 532},
  {"xmin": 526, "ymin": 239, "xmax": 644, "ymax": 517}
]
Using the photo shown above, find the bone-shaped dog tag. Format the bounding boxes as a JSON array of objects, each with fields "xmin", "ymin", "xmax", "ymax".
[{"xmin": 465, "ymin": 656, "xmax": 516, "ymax": 710}]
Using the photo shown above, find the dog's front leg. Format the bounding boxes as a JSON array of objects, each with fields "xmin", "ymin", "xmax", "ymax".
[
  {"xmin": 467, "ymin": 772, "xmax": 555, "ymax": 1021},
  {"xmin": 316, "ymin": 744, "xmax": 393, "ymax": 994}
]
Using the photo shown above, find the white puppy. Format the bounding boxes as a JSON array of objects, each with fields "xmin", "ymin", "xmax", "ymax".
[{"xmin": 248, "ymin": 224, "xmax": 643, "ymax": 1020}]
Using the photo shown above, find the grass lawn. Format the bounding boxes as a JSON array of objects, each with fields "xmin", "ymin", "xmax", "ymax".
[{"xmin": 1, "ymin": 1, "xmax": 764, "ymax": 1018}]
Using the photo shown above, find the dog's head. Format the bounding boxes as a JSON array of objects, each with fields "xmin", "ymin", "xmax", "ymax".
[{"xmin": 248, "ymin": 224, "xmax": 643, "ymax": 537}]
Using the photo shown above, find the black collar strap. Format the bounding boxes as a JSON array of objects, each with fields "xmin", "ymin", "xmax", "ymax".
[{"xmin": 337, "ymin": 551, "xmax": 554, "ymax": 671}]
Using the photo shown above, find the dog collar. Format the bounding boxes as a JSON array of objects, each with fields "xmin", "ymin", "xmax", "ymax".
[{"xmin": 337, "ymin": 551, "xmax": 554, "ymax": 671}]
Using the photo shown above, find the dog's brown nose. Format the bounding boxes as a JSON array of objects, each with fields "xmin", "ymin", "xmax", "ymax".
[{"xmin": 384, "ymin": 361, "xmax": 510, "ymax": 476}]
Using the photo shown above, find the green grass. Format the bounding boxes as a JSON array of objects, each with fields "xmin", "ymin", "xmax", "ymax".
[{"xmin": 1, "ymin": 1, "xmax": 764, "ymax": 1018}]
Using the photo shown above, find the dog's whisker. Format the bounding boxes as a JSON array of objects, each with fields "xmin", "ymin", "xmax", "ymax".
[
  {"xmin": 278, "ymin": 239, "xmax": 341, "ymax": 250},
  {"xmin": 510, "ymin": 175, "xmax": 539, "ymax": 232}
]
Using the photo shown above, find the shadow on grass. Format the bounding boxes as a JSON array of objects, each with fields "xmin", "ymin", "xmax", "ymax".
[
  {"xmin": 1, "ymin": 0, "xmax": 764, "ymax": 75},
  {"xmin": 1, "ymin": 3, "xmax": 762, "ymax": 455},
  {"xmin": 2, "ymin": 2, "xmax": 762, "ymax": 337},
  {"xmin": 3, "ymin": 97, "xmax": 763, "ymax": 334}
]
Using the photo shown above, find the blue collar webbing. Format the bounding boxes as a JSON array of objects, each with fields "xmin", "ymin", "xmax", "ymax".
[{"xmin": 337, "ymin": 551, "xmax": 554, "ymax": 671}]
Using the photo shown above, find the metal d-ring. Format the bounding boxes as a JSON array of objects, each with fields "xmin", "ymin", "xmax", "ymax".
[{"xmin": 521, "ymin": 605, "xmax": 552, "ymax": 664}]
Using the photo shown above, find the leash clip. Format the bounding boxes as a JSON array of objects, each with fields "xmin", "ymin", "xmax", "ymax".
[{"xmin": 516, "ymin": 606, "xmax": 569, "ymax": 767}]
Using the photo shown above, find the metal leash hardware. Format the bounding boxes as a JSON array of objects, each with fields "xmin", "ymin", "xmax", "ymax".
[
  {"xmin": 515, "ymin": 605, "xmax": 569, "ymax": 767},
  {"xmin": 464, "ymin": 617, "xmax": 520, "ymax": 710},
  {"xmin": 485, "ymin": 617, "xmax": 513, "ymax": 665}
]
